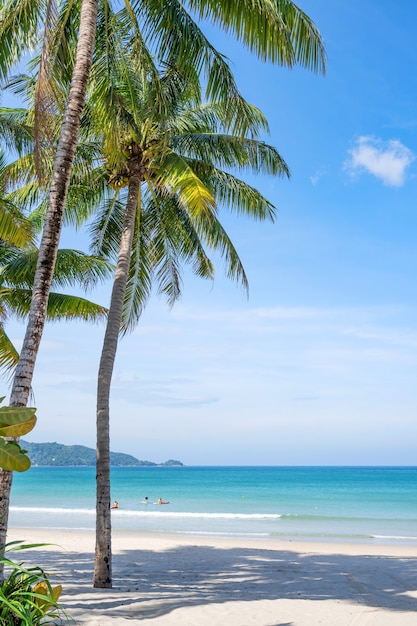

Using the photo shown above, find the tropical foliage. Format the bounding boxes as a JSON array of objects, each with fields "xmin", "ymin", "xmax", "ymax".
[
  {"xmin": 0, "ymin": 541, "xmax": 67, "ymax": 624},
  {"xmin": 0, "ymin": 397, "xmax": 36, "ymax": 472}
]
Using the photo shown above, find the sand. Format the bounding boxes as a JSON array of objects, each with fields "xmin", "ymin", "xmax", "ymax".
[{"xmin": 6, "ymin": 528, "xmax": 417, "ymax": 625}]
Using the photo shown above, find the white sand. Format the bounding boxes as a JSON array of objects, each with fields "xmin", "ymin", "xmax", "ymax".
[{"xmin": 6, "ymin": 528, "xmax": 417, "ymax": 625}]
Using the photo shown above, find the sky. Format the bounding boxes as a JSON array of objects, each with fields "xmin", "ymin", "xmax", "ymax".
[{"xmin": 4, "ymin": 0, "xmax": 417, "ymax": 465}]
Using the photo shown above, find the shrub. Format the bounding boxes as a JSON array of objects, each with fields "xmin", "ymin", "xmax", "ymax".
[{"xmin": 0, "ymin": 542, "xmax": 68, "ymax": 625}]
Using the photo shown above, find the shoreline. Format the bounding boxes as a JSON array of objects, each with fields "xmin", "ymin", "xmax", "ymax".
[
  {"xmin": 7, "ymin": 527, "xmax": 417, "ymax": 558},
  {"xmin": 9, "ymin": 520, "xmax": 417, "ymax": 549},
  {"xmin": 9, "ymin": 525, "xmax": 417, "ymax": 554},
  {"xmin": 7, "ymin": 528, "xmax": 417, "ymax": 625}
]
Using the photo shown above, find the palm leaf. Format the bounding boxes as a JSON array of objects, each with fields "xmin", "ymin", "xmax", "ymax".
[
  {"xmin": 0, "ymin": 107, "xmax": 34, "ymax": 154},
  {"xmin": 186, "ymin": 0, "xmax": 326, "ymax": 72},
  {"xmin": 151, "ymin": 149, "xmax": 216, "ymax": 219},
  {"xmin": 184, "ymin": 161, "xmax": 278, "ymax": 221},
  {"xmin": 0, "ymin": 0, "xmax": 44, "ymax": 81},
  {"xmin": 0, "ymin": 287, "xmax": 107, "ymax": 321},
  {"xmin": 0, "ymin": 325, "xmax": 19, "ymax": 377},
  {"xmin": 0, "ymin": 200, "xmax": 34, "ymax": 249}
]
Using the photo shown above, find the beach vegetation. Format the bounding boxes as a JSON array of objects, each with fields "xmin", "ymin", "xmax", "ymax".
[
  {"xmin": 0, "ymin": 398, "xmax": 36, "ymax": 473},
  {"xmin": 0, "ymin": 541, "xmax": 67, "ymax": 624}
]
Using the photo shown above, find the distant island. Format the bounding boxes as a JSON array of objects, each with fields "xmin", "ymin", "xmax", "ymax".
[{"xmin": 20, "ymin": 440, "xmax": 183, "ymax": 467}]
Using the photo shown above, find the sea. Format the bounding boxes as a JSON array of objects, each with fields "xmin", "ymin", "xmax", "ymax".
[{"xmin": 9, "ymin": 466, "xmax": 417, "ymax": 545}]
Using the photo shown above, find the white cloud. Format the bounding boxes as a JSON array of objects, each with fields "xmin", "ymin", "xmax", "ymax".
[
  {"xmin": 344, "ymin": 136, "xmax": 414, "ymax": 186},
  {"xmin": 310, "ymin": 167, "xmax": 327, "ymax": 185}
]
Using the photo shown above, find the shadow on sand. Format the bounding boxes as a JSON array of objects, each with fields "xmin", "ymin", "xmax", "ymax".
[{"xmin": 15, "ymin": 542, "xmax": 417, "ymax": 622}]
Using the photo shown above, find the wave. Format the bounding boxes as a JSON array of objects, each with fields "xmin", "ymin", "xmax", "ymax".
[
  {"xmin": 10, "ymin": 507, "xmax": 417, "ymax": 544},
  {"xmin": 371, "ymin": 534, "xmax": 417, "ymax": 541},
  {"xmin": 280, "ymin": 513, "xmax": 417, "ymax": 523},
  {"xmin": 10, "ymin": 506, "xmax": 282, "ymax": 520},
  {"xmin": 270, "ymin": 531, "xmax": 417, "ymax": 542},
  {"xmin": 11, "ymin": 507, "xmax": 417, "ymax": 524},
  {"xmin": 11, "ymin": 506, "xmax": 96, "ymax": 515}
]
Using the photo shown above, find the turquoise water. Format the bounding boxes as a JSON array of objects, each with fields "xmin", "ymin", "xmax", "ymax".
[{"xmin": 9, "ymin": 466, "xmax": 417, "ymax": 544}]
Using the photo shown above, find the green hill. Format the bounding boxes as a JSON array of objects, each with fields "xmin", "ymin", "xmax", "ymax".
[{"xmin": 20, "ymin": 440, "xmax": 183, "ymax": 467}]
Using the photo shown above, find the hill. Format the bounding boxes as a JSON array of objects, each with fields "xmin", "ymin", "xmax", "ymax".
[{"xmin": 20, "ymin": 440, "xmax": 183, "ymax": 467}]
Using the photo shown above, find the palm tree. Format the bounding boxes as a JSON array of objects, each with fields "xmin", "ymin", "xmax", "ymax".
[
  {"xmin": 0, "ymin": 121, "xmax": 112, "ymax": 548},
  {"xmin": 77, "ymin": 29, "xmax": 290, "ymax": 583},
  {"xmin": 0, "ymin": 0, "xmax": 325, "ymax": 561}
]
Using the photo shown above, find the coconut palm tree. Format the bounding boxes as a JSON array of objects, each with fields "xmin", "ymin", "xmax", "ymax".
[
  {"xmin": 74, "ymin": 25, "xmax": 290, "ymax": 582},
  {"xmin": 0, "ymin": 124, "xmax": 112, "ymax": 550}
]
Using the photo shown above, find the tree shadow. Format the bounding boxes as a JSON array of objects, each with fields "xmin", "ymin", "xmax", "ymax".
[{"xmin": 15, "ymin": 542, "xmax": 417, "ymax": 622}]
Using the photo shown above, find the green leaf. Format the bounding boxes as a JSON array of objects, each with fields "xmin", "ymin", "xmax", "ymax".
[
  {"xmin": 0, "ymin": 440, "xmax": 31, "ymax": 472},
  {"xmin": 0, "ymin": 406, "xmax": 36, "ymax": 430},
  {"xmin": 0, "ymin": 413, "xmax": 37, "ymax": 437}
]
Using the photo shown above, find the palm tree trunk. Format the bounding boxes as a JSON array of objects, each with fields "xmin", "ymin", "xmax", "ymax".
[
  {"xmin": 0, "ymin": 0, "xmax": 98, "ymax": 572},
  {"xmin": 94, "ymin": 168, "xmax": 142, "ymax": 588}
]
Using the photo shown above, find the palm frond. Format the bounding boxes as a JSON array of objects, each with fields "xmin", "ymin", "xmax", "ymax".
[
  {"xmin": 150, "ymin": 149, "xmax": 216, "ymax": 219},
  {"xmin": 0, "ymin": 286, "xmax": 107, "ymax": 322},
  {"xmin": 0, "ymin": 0, "xmax": 44, "ymax": 81},
  {"xmin": 172, "ymin": 133, "xmax": 290, "ymax": 177},
  {"xmin": 187, "ymin": 162, "xmax": 277, "ymax": 222},
  {"xmin": 186, "ymin": 0, "xmax": 326, "ymax": 72},
  {"xmin": 120, "ymin": 210, "xmax": 152, "ymax": 334},
  {"xmin": 130, "ymin": 0, "xmax": 272, "ymax": 137},
  {"xmin": 0, "ymin": 200, "xmax": 35, "ymax": 248},
  {"xmin": 0, "ymin": 107, "xmax": 34, "ymax": 154},
  {"xmin": 89, "ymin": 194, "xmax": 127, "ymax": 260},
  {"xmin": 45, "ymin": 292, "xmax": 108, "ymax": 321},
  {"xmin": 0, "ymin": 324, "xmax": 19, "ymax": 379},
  {"xmin": 34, "ymin": 0, "xmax": 64, "ymax": 185},
  {"xmin": 1, "ymin": 248, "xmax": 113, "ymax": 291}
]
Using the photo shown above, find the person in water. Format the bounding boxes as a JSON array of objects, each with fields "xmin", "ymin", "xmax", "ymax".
[
  {"xmin": 111, "ymin": 501, "xmax": 119, "ymax": 509},
  {"xmin": 157, "ymin": 497, "xmax": 163, "ymax": 505},
  {"xmin": 143, "ymin": 497, "xmax": 149, "ymax": 504}
]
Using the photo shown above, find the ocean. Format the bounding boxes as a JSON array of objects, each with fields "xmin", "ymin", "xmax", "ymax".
[{"xmin": 9, "ymin": 466, "xmax": 417, "ymax": 545}]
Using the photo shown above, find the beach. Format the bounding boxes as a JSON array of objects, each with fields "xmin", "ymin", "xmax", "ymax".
[{"xmin": 7, "ymin": 528, "xmax": 417, "ymax": 625}]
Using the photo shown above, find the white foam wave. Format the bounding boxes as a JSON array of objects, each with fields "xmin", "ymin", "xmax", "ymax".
[
  {"xmin": 371, "ymin": 534, "xmax": 417, "ymax": 541},
  {"xmin": 11, "ymin": 506, "xmax": 96, "ymax": 515},
  {"xmin": 10, "ymin": 507, "xmax": 281, "ymax": 520}
]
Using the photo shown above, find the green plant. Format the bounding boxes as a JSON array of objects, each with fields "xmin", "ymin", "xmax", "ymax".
[
  {"xmin": 0, "ymin": 541, "xmax": 67, "ymax": 624},
  {"xmin": 0, "ymin": 397, "xmax": 36, "ymax": 472}
]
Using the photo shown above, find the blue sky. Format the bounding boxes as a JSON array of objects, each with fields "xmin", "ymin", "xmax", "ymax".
[{"xmin": 5, "ymin": 0, "xmax": 417, "ymax": 465}]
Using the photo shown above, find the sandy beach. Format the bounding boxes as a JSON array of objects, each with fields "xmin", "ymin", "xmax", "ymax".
[{"xmin": 5, "ymin": 528, "xmax": 417, "ymax": 625}]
